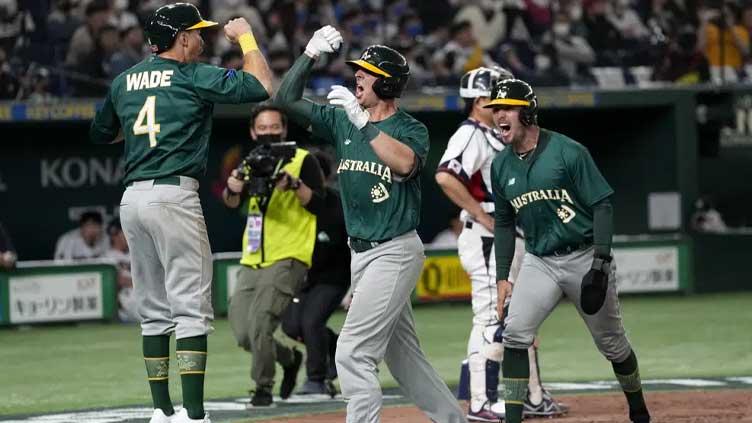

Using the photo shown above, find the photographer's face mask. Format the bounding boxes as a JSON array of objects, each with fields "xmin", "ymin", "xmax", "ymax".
[{"xmin": 255, "ymin": 133, "xmax": 283, "ymax": 144}]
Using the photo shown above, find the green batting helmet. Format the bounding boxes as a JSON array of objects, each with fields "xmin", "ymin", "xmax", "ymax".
[
  {"xmin": 145, "ymin": 3, "xmax": 217, "ymax": 54},
  {"xmin": 484, "ymin": 78, "xmax": 538, "ymax": 126},
  {"xmin": 346, "ymin": 45, "xmax": 410, "ymax": 99}
]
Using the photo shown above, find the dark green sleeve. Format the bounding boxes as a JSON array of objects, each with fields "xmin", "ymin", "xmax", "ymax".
[
  {"xmin": 398, "ymin": 120, "xmax": 430, "ymax": 168},
  {"xmin": 90, "ymin": 90, "xmax": 120, "ymax": 144},
  {"xmin": 273, "ymin": 54, "xmax": 339, "ymax": 144},
  {"xmin": 592, "ymin": 197, "xmax": 613, "ymax": 258},
  {"xmin": 565, "ymin": 143, "xmax": 614, "ymax": 206},
  {"xmin": 193, "ymin": 64, "xmax": 269, "ymax": 104},
  {"xmin": 492, "ymin": 158, "xmax": 516, "ymax": 281}
]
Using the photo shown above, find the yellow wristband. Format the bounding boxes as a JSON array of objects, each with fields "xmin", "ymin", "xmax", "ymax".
[{"xmin": 238, "ymin": 33, "xmax": 258, "ymax": 54}]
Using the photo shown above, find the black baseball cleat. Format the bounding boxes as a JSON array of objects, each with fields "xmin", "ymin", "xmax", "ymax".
[
  {"xmin": 630, "ymin": 409, "xmax": 651, "ymax": 423},
  {"xmin": 246, "ymin": 387, "xmax": 274, "ymax": 408},
  {"xmin": 280, "ymin": 349, "xmax": 303, "ymax": 399}
]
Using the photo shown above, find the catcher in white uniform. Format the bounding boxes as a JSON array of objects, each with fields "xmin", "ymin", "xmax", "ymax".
[{"xmin": 435, "ymin": 67, "xmax": 567, "ymax": 422}]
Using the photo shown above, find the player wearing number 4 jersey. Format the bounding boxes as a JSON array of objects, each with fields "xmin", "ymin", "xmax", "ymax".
[{"xmin": 90, "ymin": 4, "xmax": 273, "ymax": 423}]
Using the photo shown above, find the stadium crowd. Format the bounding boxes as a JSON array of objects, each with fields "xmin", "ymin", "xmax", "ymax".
[{"xmin": 1, "ymin": 0, "xmax": 751, "ymax": 100}]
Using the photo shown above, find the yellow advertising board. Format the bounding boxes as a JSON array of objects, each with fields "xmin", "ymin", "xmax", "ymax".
[{"xmin": 415, "ymin": 253, "xmax": 472, "ymax": 302}]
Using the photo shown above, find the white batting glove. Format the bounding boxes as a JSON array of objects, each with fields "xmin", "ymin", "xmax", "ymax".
[
  {"xmin": 305, "ymin": 25, "xmax": 343, "ymax": 57},
  {"xmin": 327, "ymin": 85, "xmax": 370, "ymax": 129}
]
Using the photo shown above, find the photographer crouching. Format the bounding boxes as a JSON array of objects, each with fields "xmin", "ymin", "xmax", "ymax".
[{"xmin": 223, "ymin": 104, "xmax": 325, "ymax": 408}]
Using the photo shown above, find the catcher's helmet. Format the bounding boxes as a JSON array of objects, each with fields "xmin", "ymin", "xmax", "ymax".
[
  {"xmin": 484, "ymin": 78, "xmax": 538, "ymax": 126},
  {"xmin": 346, "ymin": 45, "xmax": 410, "ymax": 99},
  {"xmin": 145, "ymin": 3, "xmax": 217, "ymax": 54},
  {"xmin": 459, "ymin": 66, "xmax": 514, "ymax": 98}
]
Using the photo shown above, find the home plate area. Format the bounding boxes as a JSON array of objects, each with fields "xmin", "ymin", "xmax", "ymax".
[{"xmin": 2, "ymin": 377, "xmax": 751, "ymax": 423}]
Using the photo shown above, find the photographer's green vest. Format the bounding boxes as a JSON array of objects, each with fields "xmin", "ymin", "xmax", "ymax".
[{"xmin": 240, "ymin": 148, "xmax": 317, "ymax": 268}]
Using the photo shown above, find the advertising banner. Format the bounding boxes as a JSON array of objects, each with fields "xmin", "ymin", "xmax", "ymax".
[
  {"xmin": 614, "ymin": 246, "xmax": 681, "ymax": 293},
  {"xmin": 9, "ymin": 272, "xmax": 104, "ymax": 323}
]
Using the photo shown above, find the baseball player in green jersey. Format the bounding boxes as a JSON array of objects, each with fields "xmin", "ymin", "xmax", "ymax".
[
  {"xmin": 436, "ymin": 67, "xmax": 566, "ymax": 422},
  {"xmin": 89, "ymin": 4, "xmax": 272, "ymax": 423},
  {"xmin": 485, "ymin": 78, "xmax": 651, "ymax": 423},
  {"xmin": 275, "ymin": 26, "xmax": 467, "ymax": 423}
]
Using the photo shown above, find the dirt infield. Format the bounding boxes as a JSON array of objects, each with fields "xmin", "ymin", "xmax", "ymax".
[{"xmin": 255, "ymin": 390, "xmax": 752, "ymax": 422}]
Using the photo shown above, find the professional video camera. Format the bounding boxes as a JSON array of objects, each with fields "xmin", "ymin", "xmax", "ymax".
[{"xmin": 236, "ymin": 141, "xmax": 297, "ymax": 198}]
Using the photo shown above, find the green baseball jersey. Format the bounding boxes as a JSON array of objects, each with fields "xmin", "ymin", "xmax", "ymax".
[
  {"xmin": 491, "ymin": 129, "xmax": 613, "ymax": 257},
  {"xmin": 90, "ymin": 56, "xmax": 268, "ymax": 185},
  {"xmin": 309, "ymin": 106, "xmax": 429, "ymax": 241}
]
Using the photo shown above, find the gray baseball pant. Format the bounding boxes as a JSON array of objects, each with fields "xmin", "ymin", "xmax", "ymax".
[
  {"xmin": 335, "ymin": 231, "xmax": 467, "ymax": 423},
  {"xmin": 503, "ymin": 246, "xmax": 632, "ymax": 363},
  {"xmin": 119, "ymin": 176, "xmax": 214, "ymax": 339}
]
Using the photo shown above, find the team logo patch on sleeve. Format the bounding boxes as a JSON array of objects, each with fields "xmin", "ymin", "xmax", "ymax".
[{"xmin": 448, "ymin": 159, "xmax": 462, "ymax": 174}]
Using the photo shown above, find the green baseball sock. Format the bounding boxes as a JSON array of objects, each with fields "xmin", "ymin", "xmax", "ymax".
[
  {"xmin": 177, "ymin": 335, "xmax": 208, "ymax": 420},
  {"xmin": 612, "ymin": 349, "xmax": 649, "ymax": 415},
  {"xmin": 143, "ymin": 335, "xmax": 174, "ymax": 416},
  {"xmin": 502, "ymin": 347, "xmax": 530, "ymax": 423}
]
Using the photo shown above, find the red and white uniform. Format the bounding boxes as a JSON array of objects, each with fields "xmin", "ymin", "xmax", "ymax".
[
  {"xmin": 437, "ymin": 118, "xmax": 525, "ymax": 328},
  {"xmin": 437, "ymin": 118, "xmax": 527, "ymax": 413}
]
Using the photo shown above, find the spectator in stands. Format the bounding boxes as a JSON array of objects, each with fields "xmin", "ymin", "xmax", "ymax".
[
  {"xmin": 54, "ymin": 210, "xmax": 109, "ymax": 260},
  {"xmin": 0, "ymin": 0, "xmax": 22, "ymax": 54},
  {"xmin": 212, "ymin": 0, "xmax": 268, "ymax": 58},
  {"xmin": 454, "ymin": 0, "xmax": 506, "ymax": 51},
  {"xmin": 392, "ymin": 12, "xmax": 424, "ymax": 49},
  {"xmin": 326, "ymin": 10, "xmax": 368, "ymax": 80},
  {"xmin": 108, "ymin": 0, "xmax": 138, "ymax": 31},
  {"xmin": 70, "ymin": 23, "xmax": 118, "ymax": 95},
  {"xmin": 0, "ymin": 220, "xmax": 17, "ymax": 270},
  {"xmin": 64, "ymin": 0, "xmax": 110, "ymax": 68},
  {"xmin": 609, "ymin": 0, "xmax": 654, "ymax": 65},
  {"xmin": 48, "ymin": 0, "xmax": 82, "ymax": 64},
  {"xmin": 25, "ymin": 66, "xmax": 54, "ymax": 103},
  {"xmin": 0, "ymin": 47, "xmax": 18, "ymax": 99},
  {"xmin": 265, "ymin": 8, "xmax": 291, "ymax": 52},
  {"xmin": 743, "ymin": 1, "xmax": 752, "ymax": 36},
  {"xmin": 609, "ymin": 0, "xmax": 651, "ymax": 41},
  {"xmin": 400, "ymin": 42, "xmax": 433, "ymax": 90},
  {"xmin": 432, "ymin": 20, "xmax": 497, "ymax": 84},
  {"xmin": 697, "ymin": 1, "xmax": 750, "ymax": 83},
  {"xmin": 549, "ymin": 11, "xmax": 597, "ymax": 83},
  {"xmin": 584, "ymin": 0, "xmax": 627, "ymax": 65},
  {"xmin": 653, "ymin": 23, "xmax": 709, "ymax": 83},
  {"xmin": 106, "ymin": 218, "xmax": 139, "ymax": 322},
  {"xmin": 109, "ymin": 25, "xmax": 147, "ymax": 76}
]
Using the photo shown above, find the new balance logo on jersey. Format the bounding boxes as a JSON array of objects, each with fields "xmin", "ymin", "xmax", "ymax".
[
  {"xmin": 126, "ymin": 70, "xmax": 174, "ymax": 91},
  {"xmin": 508, "ymin": 178, "xmax": 516, "ymax": 186},
  {"xmin": 510, "ymin": 189, "xmax": 574, "ymax": 213},
  {"xmin": 337, "ymin": 158, "xmax": 392, "ymax": 183}
]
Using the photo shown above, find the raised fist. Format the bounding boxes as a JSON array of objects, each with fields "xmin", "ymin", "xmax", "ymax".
[{"xmin": 224, "ymin": 17, "xmax": 252, "ymax": 43}]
